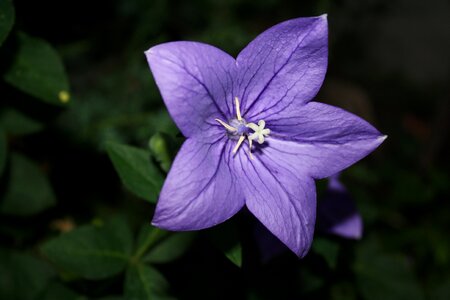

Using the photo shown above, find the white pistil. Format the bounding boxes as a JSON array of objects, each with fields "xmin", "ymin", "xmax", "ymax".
[
  {"xmin": 246, "ymin": 120, "xmax": 271, "ymax": 144},
  {"xmin": 215, "ymin": 97, "xmax": 270, "ymax": 159}
]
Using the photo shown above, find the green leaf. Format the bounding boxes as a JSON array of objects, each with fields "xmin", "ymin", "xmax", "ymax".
[
  {"xmin": 0, "ymin": 250, "xmax": 55, "ymax": 300},
  {"xmin": 353, "ymin": 238, "xmax": 425, "ymax": 300},
  {"xmin": 0, "ymin": 109, "xmax": 43, "ymax": 136},
  {"xmin": 133, "ymin": 225, "xmax": 194, "ymax": 264},
  {"xmin": 0, "ymin": 153, "xmax": 56, "ymax": 215},
  {"xmin": 3, "ymin": 32, "xmax": 70, "ymax": 105},
  {"xmin": 106, "ymin": 142, "xmax": 163, "ymax": 203},
  {"xmin": 139, "ymin": 227, "xmax": 195, "ymax": 264},
  {"xmin": 0, "ymin": 127, "xmax": 6, "ymax": 175},
  {"xmin": 41, "ymin": 217, "xmax": 133, "ymax": 279},
  {"xmin": 124, "ymin": 264, "xmax": 173, "ymax": 300},
  {"xmin": 0, "ymin": 0, "xmax": 14, "ymax": 46},
  {"xmin": 148, "ymin": 132, "xmax": 177, "ymax": 172},
  {"xmin": 223, "ymin": 243, "xmax": 242, "ymax": 268},
  {"xmin": 312, "ymin": 237, "xmax": 340, "ymax": 269}
]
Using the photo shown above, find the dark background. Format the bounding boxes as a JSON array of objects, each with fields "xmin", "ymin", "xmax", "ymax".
[{"xmin": 1, "ymin": 0, "xmax": 449, "ymax": 299}]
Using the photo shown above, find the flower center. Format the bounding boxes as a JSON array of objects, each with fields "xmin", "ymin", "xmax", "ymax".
[{"xmin": 215, "ymin": 97, "xmax": 271, "ymax": 159}]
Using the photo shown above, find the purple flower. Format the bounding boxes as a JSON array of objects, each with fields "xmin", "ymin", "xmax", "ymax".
[
  {"xmin": 145, "ymin": 15, "xmax": 386, "ymax": 257},
  {"xmin": 317, "ymin": 173, "xmax": 363, "ymax": 239}
]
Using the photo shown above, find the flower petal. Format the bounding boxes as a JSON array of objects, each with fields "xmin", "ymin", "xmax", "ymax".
[
  {"xmin": 236, "ymin": 151, "xmax": 316, "ymax": 257},
  {"xmin": 317, "ymin": 174, "xmax": 363, "ymax": 239},
  {"xmin": 152, "ymin": 138, "xmax": 244, "ymax": 230},
  {"xmin": 236, "ymin": 15, "xmax": 328, "ymax": 119},
  {"xmin": 266, "ymin": 102, "xmax": 386, "ymax": 179},
  {"xmin": 146, "ymin": 42, "xmax": 237, "ymax": 137}
]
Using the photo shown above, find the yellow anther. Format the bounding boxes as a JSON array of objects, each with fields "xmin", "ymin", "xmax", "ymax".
[
  {"xmin": 215, "ymin": 118, "xmax": 237, "ymax": 132},
  {"xmin": 235, "ymin": 97, "xmax": 242, "ymax": 121},
  {"xmin": 233, "ymin": 135, "xmax": 245, "ymax": 154}
]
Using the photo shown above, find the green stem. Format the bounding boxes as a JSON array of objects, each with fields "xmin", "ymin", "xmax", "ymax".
[{"xmin": 131, "ymin": 228, "xmax": 167, "ymax": 263}]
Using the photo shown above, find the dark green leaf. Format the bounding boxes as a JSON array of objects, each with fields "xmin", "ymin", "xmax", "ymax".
[
  {"xmin": 0, "ymin": 0, "xmax": 14, "ymax": 46},
  {"xmin": 223, "ymin": 243, "xmax": 242, "ymax": 268},
  {"xmin": 353, "ymin": 238, "xmax": 425, "ymax": 300},
  {"xmin": 0, "ymin": 153, "xmax": 56, "ymax": 215},
  {"xmin": 3, "ymin": 32, "xmax": 70, "ymax": 105},
  {"xmin": 142, "ymin": 230, "xmax": 195, "ymax": 264},
  {"xmin": 0, "ymin": 250, "xmax": 55, "ymax": 300},
  {"xmin": 106, "ymin": 142, "xmax": 163, "ymax": 203},
  {"xmin": 42, "ymin": 282, "xmax": 87, "ymax": 300},
  {"xmin": 312, "ymin": 237, "xmax": 340, "ymax": 269},
  {"xmin": 133, "ymin": 225, "xmax": 194, "ymax": 264},
  {"xmin": 0, "ymin": 109, "xmax": 43, "ymax": 136},
  {"xmin": 41, "ymin": 217, "xmax": 133, "ymax": 279},
  {"xmin": 0, "ymin": 127, "xmax": 6, "ymax": 175},
  {"xmin": 124, "ymin": 264, "xmax": 173, "ymax": 300}
]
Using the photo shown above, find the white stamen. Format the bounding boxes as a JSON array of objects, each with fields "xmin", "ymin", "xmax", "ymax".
[
  {"xmin": 235, "ymin": 97, "xmax": 242, "ymax": 121},
  {"xmin": 247, "ymin": 136, "xmax": 254, "ymax": 160},
  {"xmin": 215, "ymin": 118, "xmax": 237, "ymax": 132},
  {"xmin": 233, "ymin": 135, "xmax": 245, "ymax": 153}
]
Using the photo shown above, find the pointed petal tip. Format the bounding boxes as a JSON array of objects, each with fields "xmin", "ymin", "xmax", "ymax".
[
  {"xmin": 151, "ymin": 219, "xmax": 176, "ymax": 231},
  {"xmin": 376, "ymin": 134, "xmax": 388, "ymax": 147},
  {"xmin": 151, "ymin": 212, "xmax": 167, "ymax": 229},
  {"xmin": 319, "ymin": 13, "xmax": 328, "ymax": 19},
  {"xmin": 150, "ymin": 219, "xmax": 161, "ymax": 228},
  {"xmin": 144, "ymin": 47, "xmax": 156, "ymax": 58},
  {"xmin": 296, "ymin": 244, "xmax": 313, "ymax": 259},
  {"xmin": 144, "ymin": 43, "xmax": 168, "ymax": 59}
]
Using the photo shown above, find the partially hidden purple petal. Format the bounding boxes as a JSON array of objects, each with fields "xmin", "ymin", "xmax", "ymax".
[
  {"xmin": 152, "ymin": 138, "xmax": 245, "ymax": 230},
  {"xmin": 267, "ymin": 102, "xmax": 386, "ymax": 179},
  {"xmin": 317, "ymin": 174, "xmax": 363, "ymax": 239},
  {"xmin": 146, "ymin": 42, "xmax": 237, "ymax": 137},
  {"xmin": 236, "ymin": 15, "xmax": 328, "ymax": 119},
  {"xmin": 253, "ymin": 218, "xmax": 289, "ymax": 262},
  {"xmin": 236, "ymin": 150, "xmax": 316, "ymax": 258}
]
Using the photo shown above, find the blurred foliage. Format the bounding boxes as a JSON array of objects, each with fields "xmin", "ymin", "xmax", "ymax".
[
  {"xmin": 0, "ymin": 0, "xmax": 14, "ymax": 46},
  {"xmin": 0, "ymin": 0, "xmax": 449, "ymax": 299}
]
